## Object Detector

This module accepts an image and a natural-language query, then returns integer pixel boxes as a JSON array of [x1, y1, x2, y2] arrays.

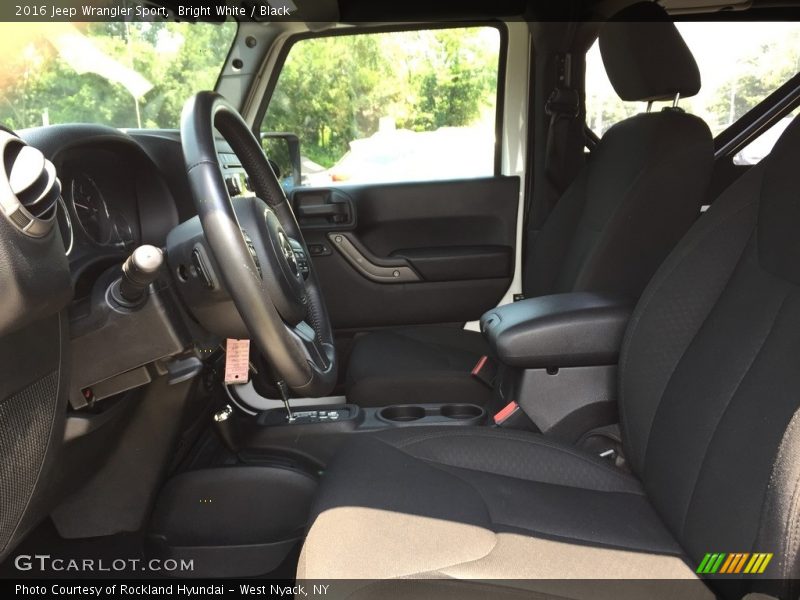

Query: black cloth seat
[[298, 50, 800, 599], [346, 4, 713, 408], [346, 327, 490, 407], [299, 428, 710, 598]]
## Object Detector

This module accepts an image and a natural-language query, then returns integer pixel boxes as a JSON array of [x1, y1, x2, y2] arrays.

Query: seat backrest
[[620, 113, 800, 598], [523, 2, 713, 302]]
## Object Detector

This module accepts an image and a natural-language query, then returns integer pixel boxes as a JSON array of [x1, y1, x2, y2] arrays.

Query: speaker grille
[[0, 371, 58, 553]]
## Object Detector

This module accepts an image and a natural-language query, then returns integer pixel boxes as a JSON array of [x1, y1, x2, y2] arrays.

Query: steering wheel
[[180, 91, 337, 397]]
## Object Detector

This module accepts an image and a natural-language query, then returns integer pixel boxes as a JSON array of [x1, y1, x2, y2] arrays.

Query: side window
[[586, 23, 800, 140], [260, 27, 501, 187], [733, 107, 800, 166]]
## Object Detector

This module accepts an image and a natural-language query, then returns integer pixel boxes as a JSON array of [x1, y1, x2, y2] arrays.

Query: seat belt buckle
[[471, 355, 498, 388], [493, 400, 520, 425]]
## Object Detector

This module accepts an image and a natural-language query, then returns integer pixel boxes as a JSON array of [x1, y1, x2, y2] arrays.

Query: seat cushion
[[345, 327, 492, 407], [299, 427, 713, 599]]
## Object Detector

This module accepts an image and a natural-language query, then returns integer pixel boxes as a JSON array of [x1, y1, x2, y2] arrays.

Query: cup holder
[[376, 403, 485, 426], [441, 404, 484, 420], [379, 405, 426, 422]]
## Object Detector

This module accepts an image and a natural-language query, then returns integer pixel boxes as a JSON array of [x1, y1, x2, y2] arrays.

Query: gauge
[[111, 212, 135, 250], [70, 174, 113, 245], [55, 197, 73, 256]]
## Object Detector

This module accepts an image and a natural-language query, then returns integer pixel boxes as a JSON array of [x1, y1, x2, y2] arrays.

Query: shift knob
[[117, 245, 163, 305]]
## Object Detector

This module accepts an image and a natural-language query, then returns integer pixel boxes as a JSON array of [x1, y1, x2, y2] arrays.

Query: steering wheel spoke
[[290, 321, 333, 373]]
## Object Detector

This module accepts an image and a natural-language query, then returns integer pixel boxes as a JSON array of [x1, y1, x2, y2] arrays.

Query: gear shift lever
[[110, 245, 164, 308]]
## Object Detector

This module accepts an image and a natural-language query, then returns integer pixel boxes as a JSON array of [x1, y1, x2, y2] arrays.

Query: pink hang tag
[[224, 338, 250, 385]]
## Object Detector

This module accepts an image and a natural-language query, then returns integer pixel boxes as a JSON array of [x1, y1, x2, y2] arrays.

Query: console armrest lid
[[480, 293, 633, 368]]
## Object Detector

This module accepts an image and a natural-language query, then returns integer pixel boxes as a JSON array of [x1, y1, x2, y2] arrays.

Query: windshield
[[0, 21, 237, 130]]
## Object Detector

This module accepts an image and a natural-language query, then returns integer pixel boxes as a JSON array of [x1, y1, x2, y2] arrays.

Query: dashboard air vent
[[0, 130, 61, 237]]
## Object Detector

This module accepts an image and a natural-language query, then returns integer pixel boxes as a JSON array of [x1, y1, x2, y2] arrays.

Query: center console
[[480, 292, 632, 442], [259, 402, 485, 428], [229, 401, 486, 467]]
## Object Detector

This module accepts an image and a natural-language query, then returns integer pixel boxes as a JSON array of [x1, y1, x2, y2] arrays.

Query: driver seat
[[297, 112, 800, 598]]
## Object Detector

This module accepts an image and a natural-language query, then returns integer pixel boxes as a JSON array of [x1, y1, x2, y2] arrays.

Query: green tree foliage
[[262, 28, 499, 167], [0, 21, 236, 130], [0, 23, 498, 169], [708, 34, 800, 132]]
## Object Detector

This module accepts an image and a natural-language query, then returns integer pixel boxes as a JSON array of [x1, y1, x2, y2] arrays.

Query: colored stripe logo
[[696, 553, 773, 574]]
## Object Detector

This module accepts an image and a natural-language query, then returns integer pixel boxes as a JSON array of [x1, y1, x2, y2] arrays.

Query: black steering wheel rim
[[180, 91, 337, 397]]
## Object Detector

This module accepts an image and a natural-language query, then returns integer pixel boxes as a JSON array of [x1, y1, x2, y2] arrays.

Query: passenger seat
[[346, 2, 713, 408]]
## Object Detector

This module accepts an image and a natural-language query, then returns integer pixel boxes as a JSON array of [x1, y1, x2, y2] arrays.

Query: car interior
[[0, 0, 798, 598]]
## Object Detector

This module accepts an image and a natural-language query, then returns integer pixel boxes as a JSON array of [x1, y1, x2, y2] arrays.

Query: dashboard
[[0, 123, 204, 550], [60, 150, 141, 256], [20, 125, 182, 299]]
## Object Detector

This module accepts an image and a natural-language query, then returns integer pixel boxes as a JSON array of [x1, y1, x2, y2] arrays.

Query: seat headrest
[[599, 2, 701, 102], [758, 115, 800, 285]]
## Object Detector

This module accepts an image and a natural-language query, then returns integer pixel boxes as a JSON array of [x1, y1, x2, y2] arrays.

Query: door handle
[[328, 233, 420, 283], [292, 189, 355, 228], [296, 203, 349, 220]]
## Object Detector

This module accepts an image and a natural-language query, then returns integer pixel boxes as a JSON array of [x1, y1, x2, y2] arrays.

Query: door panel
[[293, 176, 519, 330]]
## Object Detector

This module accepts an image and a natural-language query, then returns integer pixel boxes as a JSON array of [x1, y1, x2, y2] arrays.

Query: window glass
[[0, 21, 236, 130], [587, 23, 800, 138], [261, 27, 501, 187], [733, 106, 800, 165]]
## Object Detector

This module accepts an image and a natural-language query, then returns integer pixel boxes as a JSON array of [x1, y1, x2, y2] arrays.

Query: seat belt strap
[[543, 52, 582, 200]]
